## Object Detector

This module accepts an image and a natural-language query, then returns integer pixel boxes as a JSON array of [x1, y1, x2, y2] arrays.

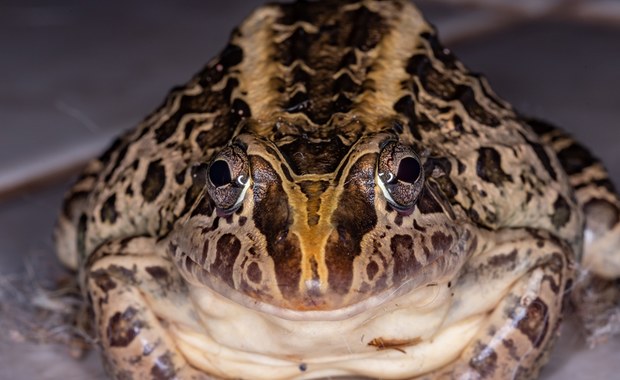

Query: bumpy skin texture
[[55, 1, 620, 379]]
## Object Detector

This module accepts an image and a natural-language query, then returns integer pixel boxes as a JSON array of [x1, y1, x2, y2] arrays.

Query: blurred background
[[0, 0, 619, 379]]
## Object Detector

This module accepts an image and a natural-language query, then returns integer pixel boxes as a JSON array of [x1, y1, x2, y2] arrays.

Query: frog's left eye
[[205, 145, 251, 212], [377, 141, 424, 211]]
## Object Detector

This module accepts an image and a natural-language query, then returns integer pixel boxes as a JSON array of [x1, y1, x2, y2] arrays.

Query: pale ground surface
[[1, 1, 619, 379]]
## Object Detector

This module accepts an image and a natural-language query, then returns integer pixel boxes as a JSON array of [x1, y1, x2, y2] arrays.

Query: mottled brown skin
[[55, 1, 620, 379]]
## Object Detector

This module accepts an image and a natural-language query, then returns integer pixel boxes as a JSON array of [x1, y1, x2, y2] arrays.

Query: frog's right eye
[[209, 160, 232, 187], [206, 146, 250, 212], [376, 141, 424, 212]]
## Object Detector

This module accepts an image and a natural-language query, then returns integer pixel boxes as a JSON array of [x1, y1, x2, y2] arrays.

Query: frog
[[54, 0, 620, 379]]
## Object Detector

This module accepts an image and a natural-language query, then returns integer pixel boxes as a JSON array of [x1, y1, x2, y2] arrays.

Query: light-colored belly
[[166, 284, 487, 379]]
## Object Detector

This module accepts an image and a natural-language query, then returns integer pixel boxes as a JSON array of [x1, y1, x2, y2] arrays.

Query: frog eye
[[209, 160, 232, 187], [206, 146, 251, 212], [377, 141, 424, 211]]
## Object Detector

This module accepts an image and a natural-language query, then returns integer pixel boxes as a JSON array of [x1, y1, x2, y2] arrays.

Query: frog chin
[[169, 276, 480, 380]]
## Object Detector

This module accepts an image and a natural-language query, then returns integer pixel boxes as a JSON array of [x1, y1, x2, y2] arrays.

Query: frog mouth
[[175, 246, 460, 322]]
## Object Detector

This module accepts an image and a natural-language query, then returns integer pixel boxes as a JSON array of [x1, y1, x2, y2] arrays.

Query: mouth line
[[176, 242, 459, 322]]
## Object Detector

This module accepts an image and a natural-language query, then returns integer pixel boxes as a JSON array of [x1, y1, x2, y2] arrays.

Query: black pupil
[[396, 156, 421, 183], [209, 160, 232, 187]]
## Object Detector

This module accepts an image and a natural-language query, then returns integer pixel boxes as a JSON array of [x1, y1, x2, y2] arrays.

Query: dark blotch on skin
[[277, 26, 319, 66], [393, 95, 422, 140], [141, 160, 166, 202], [247, 262, 262, 284], [333, 93, 353, 113], [455, 86, 500, 127], [145, 266, 169, 281], [77, 213, 88, 257], [292, 65, 312, 84], [198, 43, 243, 86], [178, 163, 209, 217], [100, 194, 118, 224], [488, 249, 518, 269], [394, 212, 403, 227], [416, 189, 444, 215], [104, 264, 137, 284], [577, 178, 618, 194], [154, 118, 178, 144], [174, 169, 185, 185], [520, 125, 560, 180], [366, 261, 379, 281], [107, 306, 143, 347], [223, 77, 239, 103], [103, 144, 128, 183], [339, 50, 357, 68], [556, 142, 597, 176], [333, 72, 360, 94], [195, 117, 237, 150], [526, 118, 556, 135], [526, 136, 557, 181], [90, 269, 117, 292], [183, 255, 193, 274], [502, 338, 520, 360], [230, 98, 252, 127], [416, 112, 438, 132], [190, 196, 215, 218], [547, 252, 564, 275], [476, 147, 512, 185], [345, 6, 386, 52], [277, 0, 319, 24], [211, 234, 242, 288], [285, 91, 309, 113], [406, 55, 457, 99], [453, 115, 465, 134], [515, 297, 549, 347], [150, 352, 177, 380], [113, 369, 135, 380], [551, 195, 571, 229], [413, 220, 426, 232], [391, 234, 419, 285], [542, 274, 561, 293], [469, 343, 498, 377], [183, 120, 196, 140], [219, 44, 244, 69], [421, 32, 456, 68], [431, 231, 453, 253]]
